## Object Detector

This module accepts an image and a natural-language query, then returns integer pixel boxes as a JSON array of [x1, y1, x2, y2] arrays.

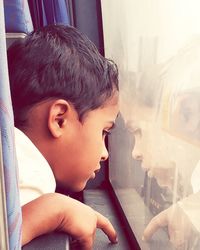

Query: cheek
[[84, 138, 104, 164], [82, 129, 104, 155], [61, 131, 104, 173]]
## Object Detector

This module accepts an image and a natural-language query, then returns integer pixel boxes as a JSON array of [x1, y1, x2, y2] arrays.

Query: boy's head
[[8, 25, 119, 191], [8, 24, 119, 128], [128, 42, 200, 192]]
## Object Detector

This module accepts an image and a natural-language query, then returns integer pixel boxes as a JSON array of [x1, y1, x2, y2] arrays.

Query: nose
[[132, 141, 143, 160], [132, 136, 143, 161], [101, 142, 109, 161], [132, 148, 143, 161]]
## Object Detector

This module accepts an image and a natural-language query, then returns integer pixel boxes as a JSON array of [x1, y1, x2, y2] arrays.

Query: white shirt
[[15, 128, 56, 206], [191, 160, 200, 193], [177, 161, 200, 233], [178, 192, 200, 233]]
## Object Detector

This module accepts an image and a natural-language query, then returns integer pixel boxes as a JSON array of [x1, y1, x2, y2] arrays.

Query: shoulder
[[14, 127, 56, 205]]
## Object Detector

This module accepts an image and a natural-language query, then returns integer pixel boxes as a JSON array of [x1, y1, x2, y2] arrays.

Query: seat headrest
[[4, 0, 33, 33]]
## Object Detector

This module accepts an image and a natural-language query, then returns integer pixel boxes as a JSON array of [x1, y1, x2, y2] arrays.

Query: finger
[[95, 211, 118, 243], [77, 238, 93, 250], [70, 239, 80, 250], [70, 235, 94, 250], [143, 210, 168, 241]]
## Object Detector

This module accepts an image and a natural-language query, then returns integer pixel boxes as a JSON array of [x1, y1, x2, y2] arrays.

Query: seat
[[0, 2, 22, 249], [4, 0, 33, 48]]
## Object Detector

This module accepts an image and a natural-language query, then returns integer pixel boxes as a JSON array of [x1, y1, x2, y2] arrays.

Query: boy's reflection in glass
[[126, 42, 200, 249], [128, 80, 183, 217], [130, 95, 200, 249], [170, 91, 200, 144]]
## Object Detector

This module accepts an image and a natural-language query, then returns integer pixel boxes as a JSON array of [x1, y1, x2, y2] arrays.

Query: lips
[[94, 169, 100, 174], [90, 169, 100, 179]]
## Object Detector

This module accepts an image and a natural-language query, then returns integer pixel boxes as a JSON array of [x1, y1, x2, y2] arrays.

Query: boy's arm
[[143, 193, 200, 248], [22, 193, 117, 249]]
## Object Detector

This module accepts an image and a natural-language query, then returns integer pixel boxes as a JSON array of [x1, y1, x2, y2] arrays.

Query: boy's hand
[[142, 204, 192, 249], [65, 210, 117, 249], [22, 193, 117, 249], [57, 195, 117, 249]]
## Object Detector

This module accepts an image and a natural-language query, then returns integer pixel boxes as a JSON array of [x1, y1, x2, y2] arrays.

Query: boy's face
[[130, 98, 200, 191], [52, 93, 119, 192]]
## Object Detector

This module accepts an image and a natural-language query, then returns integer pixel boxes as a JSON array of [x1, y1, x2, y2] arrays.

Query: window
[[101, 1, 200, 249]]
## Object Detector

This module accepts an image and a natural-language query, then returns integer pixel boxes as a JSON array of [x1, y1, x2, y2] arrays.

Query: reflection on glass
[[102, 0, 200, 249], [169, 90, 200, 145]]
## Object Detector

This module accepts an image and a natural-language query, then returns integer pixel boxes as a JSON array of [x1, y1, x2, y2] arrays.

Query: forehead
[[101, 91, 119, 113], [126, 103, 157, 126], [84, 92, 119, 123]]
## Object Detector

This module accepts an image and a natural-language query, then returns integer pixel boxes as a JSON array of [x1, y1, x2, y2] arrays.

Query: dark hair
[[7, 24, 118, 128]]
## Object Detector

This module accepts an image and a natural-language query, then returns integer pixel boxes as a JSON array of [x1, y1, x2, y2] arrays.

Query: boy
[[7, 24, 119, 249]]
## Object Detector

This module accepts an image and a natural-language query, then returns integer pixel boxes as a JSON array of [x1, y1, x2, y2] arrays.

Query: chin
[[63, 181, 87, 193], [57, 178, 87, 193], [73, 182, 87, 192]]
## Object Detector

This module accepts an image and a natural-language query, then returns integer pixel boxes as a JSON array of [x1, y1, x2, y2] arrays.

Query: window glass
[[101, 1, 200, 249]]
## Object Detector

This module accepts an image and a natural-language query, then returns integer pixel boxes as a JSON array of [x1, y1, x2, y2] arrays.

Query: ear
[[48, 99, 70, 138]]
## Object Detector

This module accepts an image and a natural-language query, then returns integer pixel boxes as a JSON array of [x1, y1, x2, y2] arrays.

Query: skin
[[131, 120, 178, 189], [24, 92, 119, 191], [21, 92, 119, 248], [142, 203, 194, 249], [129, 103, 200, 248], [22, 193, 118, 249]]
